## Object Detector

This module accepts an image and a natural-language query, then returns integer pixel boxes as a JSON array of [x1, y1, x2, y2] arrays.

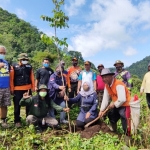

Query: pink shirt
[[96, 75, 105, 91]]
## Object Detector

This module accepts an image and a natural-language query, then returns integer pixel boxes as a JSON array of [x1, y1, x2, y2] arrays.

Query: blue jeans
[[49, 101, 66, 122]]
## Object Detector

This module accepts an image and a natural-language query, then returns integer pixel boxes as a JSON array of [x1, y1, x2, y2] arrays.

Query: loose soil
[[77, 121, 116, 139]]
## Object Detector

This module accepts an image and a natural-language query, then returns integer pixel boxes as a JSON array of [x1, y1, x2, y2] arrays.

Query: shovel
[[84, 107, 109, 128]]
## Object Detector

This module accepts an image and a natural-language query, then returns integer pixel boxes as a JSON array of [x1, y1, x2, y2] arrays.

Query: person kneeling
[[65, 82, 98, 129], [19, 84, 69, 132]]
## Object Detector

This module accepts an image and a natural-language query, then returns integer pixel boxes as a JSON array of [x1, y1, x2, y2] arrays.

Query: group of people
[[0, 44, 150, 142]]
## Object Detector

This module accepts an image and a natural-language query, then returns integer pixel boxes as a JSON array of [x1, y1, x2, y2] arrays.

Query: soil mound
[[80, 121, 114, 139]]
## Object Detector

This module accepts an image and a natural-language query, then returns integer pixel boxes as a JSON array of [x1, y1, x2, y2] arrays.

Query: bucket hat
[[101, 68, 115, 76]]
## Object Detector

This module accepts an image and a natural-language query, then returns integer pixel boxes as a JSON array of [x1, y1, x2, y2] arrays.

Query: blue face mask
[[43, 63, 49, 68], [0, 54, 5, 60]]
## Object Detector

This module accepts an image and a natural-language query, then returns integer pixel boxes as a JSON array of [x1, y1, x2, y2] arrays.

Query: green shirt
[[19, 95, 63, 118]]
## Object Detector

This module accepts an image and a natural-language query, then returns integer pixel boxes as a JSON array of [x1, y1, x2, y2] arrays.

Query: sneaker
[[15, 122, 22, 128], [1, 120, 9, 128], [60, 120, 69, 124]]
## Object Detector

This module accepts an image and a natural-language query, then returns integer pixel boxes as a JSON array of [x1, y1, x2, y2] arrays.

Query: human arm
[[35, 70, 40, 91], [86, 93, 98, 118], [30, 70, 35, 92], [0, 62, 5, 68], [64, 94, 81, 103], [93, 72, 97, 91], [67, 69, 71, 88], [100, 87, 111, 111], [10, 66, 14, 94], [19, 92, 32, 106], [140, 75, 146, 95], [50, 100, 69, 112], [49, 74, 65, 90], [77, 72, 82, 93], [93, 80, 96, 91], [114, 85, 126, 108]]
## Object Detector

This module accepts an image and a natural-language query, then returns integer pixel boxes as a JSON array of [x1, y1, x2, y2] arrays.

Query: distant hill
[[127, 56, 150, 79], [0, 8, 98, 70], [0, 7, 56, 62]]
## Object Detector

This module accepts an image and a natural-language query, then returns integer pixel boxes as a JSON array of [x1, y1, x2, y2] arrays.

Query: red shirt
[[96, 75, 105, 91]]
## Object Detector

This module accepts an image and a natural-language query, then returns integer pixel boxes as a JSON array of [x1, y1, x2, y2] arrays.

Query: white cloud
[[15, 8, 27, 19], [123, 47, 137, 56], [0, 0, 10, 8], [65, 0, 86, 16], [69, 0, 150, 57]]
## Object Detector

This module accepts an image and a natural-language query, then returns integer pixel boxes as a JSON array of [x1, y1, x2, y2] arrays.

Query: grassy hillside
[[127, 56, 150, 79]]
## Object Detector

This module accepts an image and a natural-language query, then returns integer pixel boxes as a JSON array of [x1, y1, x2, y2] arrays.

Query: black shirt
[[36, 67, 54, 86]]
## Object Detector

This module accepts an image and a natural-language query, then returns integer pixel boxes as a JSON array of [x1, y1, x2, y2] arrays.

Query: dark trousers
[[76, 118, 94, 128], [13, 90, 32, 123], [69, 82, 78, 98], [108, 106, 131, 136], [146, 93, 150, 109]]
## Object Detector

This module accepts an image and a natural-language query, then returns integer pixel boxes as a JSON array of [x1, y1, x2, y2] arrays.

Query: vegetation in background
[[0, 3, 150, 149]]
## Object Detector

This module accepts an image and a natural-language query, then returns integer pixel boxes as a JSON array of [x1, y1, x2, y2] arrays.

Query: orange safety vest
[[105, 79, 130, 106]]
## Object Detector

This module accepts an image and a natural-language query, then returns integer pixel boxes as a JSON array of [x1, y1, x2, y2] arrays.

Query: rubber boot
[[124, 135, 131, 147]]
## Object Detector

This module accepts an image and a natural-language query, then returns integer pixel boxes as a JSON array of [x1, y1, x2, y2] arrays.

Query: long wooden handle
[[84, 108, 109, 128]]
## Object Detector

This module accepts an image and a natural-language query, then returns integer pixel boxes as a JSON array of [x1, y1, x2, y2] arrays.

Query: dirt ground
[[77, 121, 116, 139]]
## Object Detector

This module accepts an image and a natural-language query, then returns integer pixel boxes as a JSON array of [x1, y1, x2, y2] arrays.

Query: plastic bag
[[129, 97, 140, 134]]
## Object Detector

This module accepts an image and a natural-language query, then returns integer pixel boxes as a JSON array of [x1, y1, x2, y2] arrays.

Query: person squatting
[[0, 44, 147, 145]]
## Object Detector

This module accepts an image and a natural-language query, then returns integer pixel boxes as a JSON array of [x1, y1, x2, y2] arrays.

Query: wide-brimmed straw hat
[[101, 68, 115, 76]]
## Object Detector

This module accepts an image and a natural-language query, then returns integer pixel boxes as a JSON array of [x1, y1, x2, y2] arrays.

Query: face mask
[[39, 91, 47, 97], [0, 54, 5, 60], [43, 63, 49, 68], [98, 69, 102, 73], [21, 60, 28, 65], [116, 66, 122, 72], [73, 62, 77, 66], [83, 85, 89, 91], [56, 70, 61, 75]]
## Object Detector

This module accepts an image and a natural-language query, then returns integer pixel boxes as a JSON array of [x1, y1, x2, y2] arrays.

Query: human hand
[[85, 112, 91, 119], [64, 95, 69, 101], [140, 92, 143, 96], [63, 108, 70, 112], [108, 102, 115, 109], [0, 62, 4, 68], [98, 111, 105, 118], [23, 90, 31, 99], [59, 86, 65, 90], [68, 88, 71, 92], [10, 91, 14, 95], [35, 87, 38, 92]]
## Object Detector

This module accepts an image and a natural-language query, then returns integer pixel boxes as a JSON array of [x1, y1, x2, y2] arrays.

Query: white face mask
[[21, 60, 28, 65]]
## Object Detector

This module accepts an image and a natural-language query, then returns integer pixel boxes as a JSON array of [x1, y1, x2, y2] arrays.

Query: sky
[[0, 0, 150, 68]]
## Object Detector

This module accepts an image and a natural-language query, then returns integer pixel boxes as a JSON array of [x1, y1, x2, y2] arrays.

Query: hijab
[[79, 81, 94, 97]]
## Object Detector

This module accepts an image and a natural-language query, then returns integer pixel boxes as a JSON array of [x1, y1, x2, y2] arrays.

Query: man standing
[[67, 58, 81, 98], [0, 45, 11, 128], [140, 63, 150, 109], [10, 53, 35, 127], [96, 64, 105, 108], [99, 68, 131, 144], [35, 58, 53, 91], [114, 60, 132, 91], [78, 61, 96, 93], [48, 65, 68, 124]]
